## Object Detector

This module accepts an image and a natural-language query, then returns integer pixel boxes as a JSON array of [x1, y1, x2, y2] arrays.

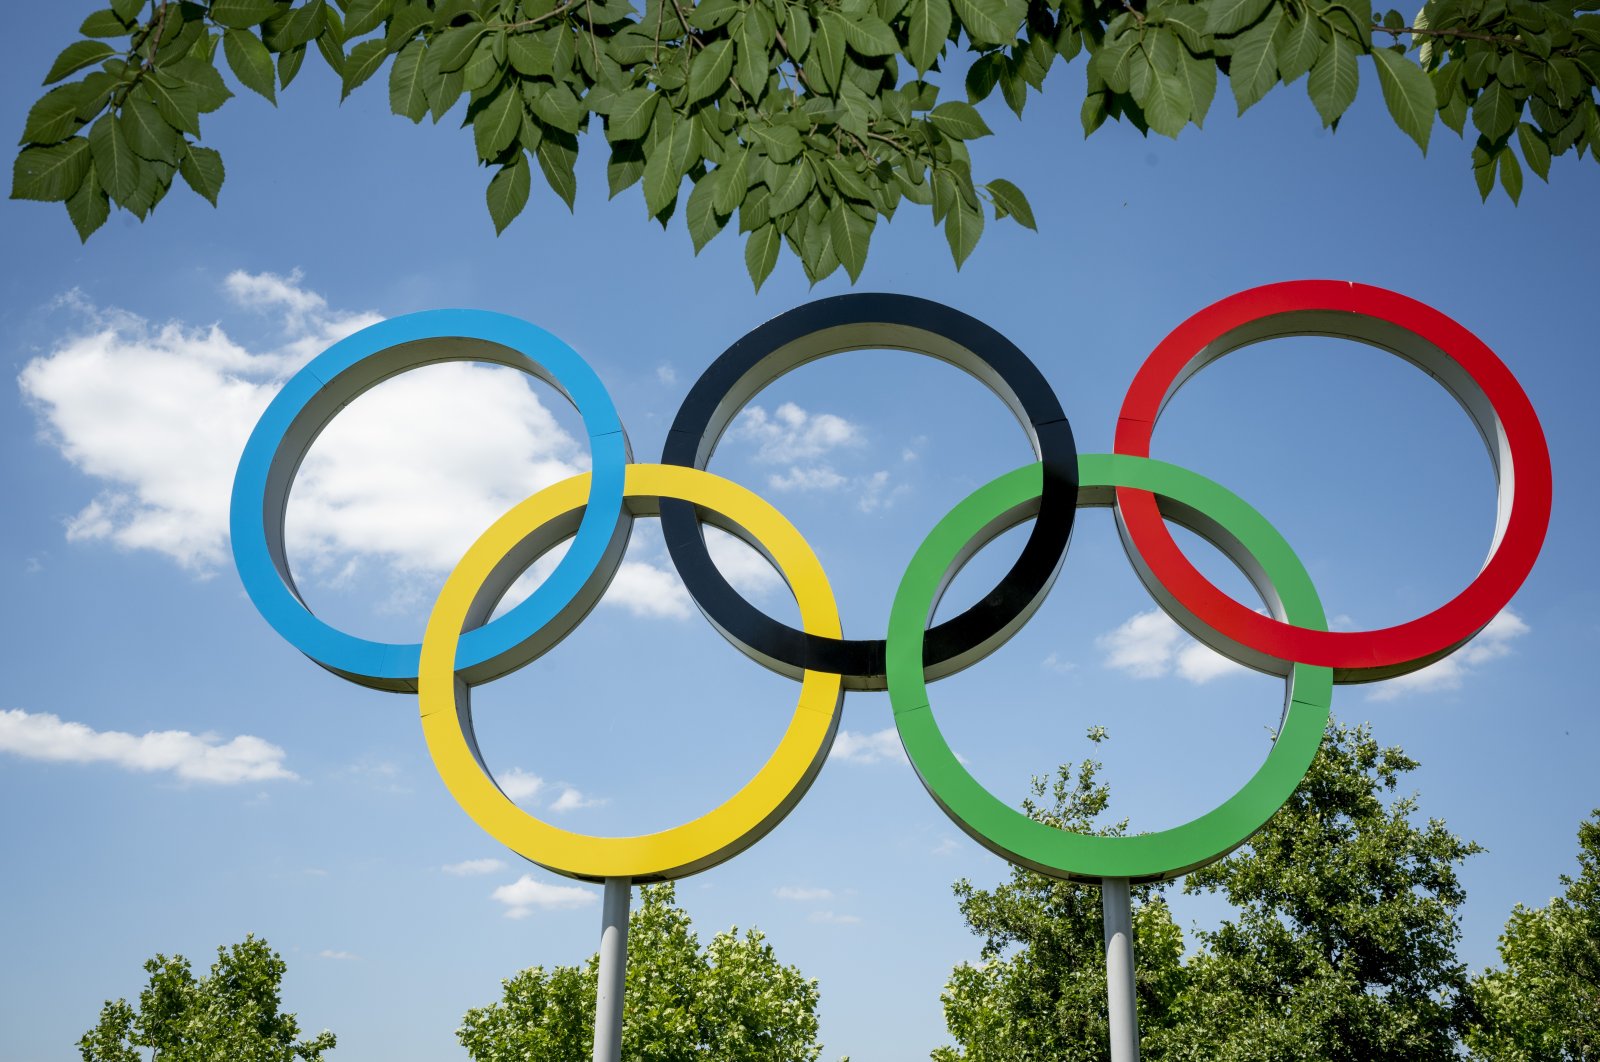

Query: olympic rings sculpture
[[231, 282, 1551, 885]]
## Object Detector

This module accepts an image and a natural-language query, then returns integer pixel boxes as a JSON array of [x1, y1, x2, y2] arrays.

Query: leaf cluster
[[457, 882, 831, 1062], [78, 934, 337, 1062], [14, 0, 1600, 283]]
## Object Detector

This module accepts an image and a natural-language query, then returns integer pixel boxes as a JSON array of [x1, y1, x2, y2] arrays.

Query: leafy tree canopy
[[13, 0, 1600, 287], [78, 934, 337, 1062], [457, 882, 839, 1062], [936, 722, 1485, 1061], [1466, 808, 1600, 1062]]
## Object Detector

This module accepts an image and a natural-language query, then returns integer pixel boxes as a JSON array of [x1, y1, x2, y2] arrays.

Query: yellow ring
[[419, 464, 844, 882]]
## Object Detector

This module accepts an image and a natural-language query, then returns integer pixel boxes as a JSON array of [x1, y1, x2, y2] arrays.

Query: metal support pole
[[1102, 876, 1140, 1062], [592, 877, 631, 1062]]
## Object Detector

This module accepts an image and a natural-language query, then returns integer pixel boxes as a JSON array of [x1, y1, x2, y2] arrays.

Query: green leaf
[[689, 39, 735, 103], [527, 82, 583, 135], [928, 100, 994, 139], [121, 91, 180, 163], [767, 158, 815, 214], [606, 89, 658, 141], [388, 38, 428, 121], [535, 129, 578, 209], [87, 113, 139, 205], [642, 114, 693, 215], [1140, 60, 1192, 137], [472, 86, 521, 160], [342, 38, 390, 98], [142, 77, 201, 136], [1307, 31, 1358, 126], [1472, 81, 1518, 143], [344, 0, 394, 37], [224, 28, 277, 102], [735, 10, 773, 97], [1517, 122, 1551, 181], [80, 10, 134, 38], [263, 0, 326, 51], [1205, 0, 1272, 36], [830, 203, 874, 280], [905, 0, 953, 72], [841, 14, 898, 56], [607, 140, 645, 197], [750, 123, 802, 163], [1229, 12, 1280, 115], [211, 0, 285, 29], [65, 163, 109, 240], [164, 57, 233, 113], [1177, 53, 1217, 127], [686, 173, 728, 252], [814, 14, 848, 93], [21, 85, 89, 146], [1275, 13, 1322, 84], [1498, 144, 1523, 202], [111, 0, 144, 21], [943, 198, 983, 267], [985, 177, 1035, 228], [825, 156, 872, 201], [430, 24, 487, 74], [714, 148, 749, 214], [1370, 47, 1433, 153], [10, 138, 92, 202], [486, 151, 530, 232], [505, 33, 552, 77], [43, 41, 116, 86], [177, 141, 224, 204], [952, 0, 1024, 46], [744, 223, 781, 290]]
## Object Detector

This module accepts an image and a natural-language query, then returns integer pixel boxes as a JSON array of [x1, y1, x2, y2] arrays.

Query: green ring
[[886, 454, 1333, 882]]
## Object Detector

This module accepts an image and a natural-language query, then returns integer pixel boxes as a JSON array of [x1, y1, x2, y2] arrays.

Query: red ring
[[1113, 280, 1551, 682]]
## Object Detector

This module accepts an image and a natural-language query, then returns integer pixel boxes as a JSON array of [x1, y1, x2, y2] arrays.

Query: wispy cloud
[[931, 837, 962, 857], [774, 885, 834, 902], [443, 858, 507, 877], [0, 708, 295, 784], [1041, 652, 1076, 674], [808, 910, 862, 925], [497, 768, 545, 803], [729, 402, 860, 463], [318, 950, 358, 961], [549, 786, 603, 813], [1096, 610, 1245, 685], [829, 728, 907, 765], [1368, 609, 1529, 701], [491, 876, 596, 918]]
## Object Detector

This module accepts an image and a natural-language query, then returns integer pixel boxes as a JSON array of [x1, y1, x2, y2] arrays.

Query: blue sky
[[4, 5, 1598, 1060]]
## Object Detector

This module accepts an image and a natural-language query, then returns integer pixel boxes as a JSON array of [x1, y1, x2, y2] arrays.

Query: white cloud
[[1095, 610, 1246, 685], [1041, 652, 1076, 674], [768, 465, 848, 492], [548, 786, 603, 813], [729, 402, 860, 464], [931, 837, 962, 857], [655, 364, 677, 385], [1367, 608, 1530, 701], [443, 858, 507, 876], [491, 876, 596, 918], [603, 560, 693, 620], [808, 910, 862, 925], [774, 885, 834, 902], [318, 950, 359, 961], [496, 768, 545, 803], [0, 708, 295, 784], [830, 728, 907, 765]]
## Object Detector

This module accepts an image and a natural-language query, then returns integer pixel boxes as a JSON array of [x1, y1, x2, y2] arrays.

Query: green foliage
[[1152, 721, 1484, 1061], [1466, 809, 1600, 1061], [78, 935, 337, 1062], [457, 882, 832, 1062], [17, 0, 1596, 282], [937, 722, 1486, 1061], [931, 728, 1185, 1061]]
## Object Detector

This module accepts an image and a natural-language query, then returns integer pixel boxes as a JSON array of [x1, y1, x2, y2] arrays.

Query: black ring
[[660, 293, 1078, 691]]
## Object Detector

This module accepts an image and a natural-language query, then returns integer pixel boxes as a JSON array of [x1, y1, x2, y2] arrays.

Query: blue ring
[[230, 309, 630, 692]]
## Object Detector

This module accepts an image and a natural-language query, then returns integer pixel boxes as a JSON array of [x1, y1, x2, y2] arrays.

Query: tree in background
[[78, 935, 336, 1062], [458, 882, 835, 1062], [13, 0, 1600, 286], [937, 722, 1484, 1061], [1150, 722, 1483, 1062], [932, 728, 1185, 1062], [1466, 809, 1599, 1062]]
